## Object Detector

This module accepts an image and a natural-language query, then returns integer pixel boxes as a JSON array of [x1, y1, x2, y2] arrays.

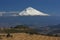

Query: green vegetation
[[0, 25, 39, 35], [14, 25, 29, 29]]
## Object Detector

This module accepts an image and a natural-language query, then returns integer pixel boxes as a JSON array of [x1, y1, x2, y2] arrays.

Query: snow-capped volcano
[[19, 7, 50, 16]]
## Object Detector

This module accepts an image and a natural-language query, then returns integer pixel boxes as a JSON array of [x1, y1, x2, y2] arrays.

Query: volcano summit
[[19, 7, 50, 16]]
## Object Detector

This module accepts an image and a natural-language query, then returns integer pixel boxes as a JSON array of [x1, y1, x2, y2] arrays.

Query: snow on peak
[[19, 7, 50, 16]]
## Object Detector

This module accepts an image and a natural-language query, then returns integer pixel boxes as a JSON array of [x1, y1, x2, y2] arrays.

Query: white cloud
[[0, 11, 19, 16], [0, 11, 19, 13]]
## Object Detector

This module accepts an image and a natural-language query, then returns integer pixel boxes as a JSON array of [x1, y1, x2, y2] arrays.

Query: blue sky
[[0, 0, 60, 16]]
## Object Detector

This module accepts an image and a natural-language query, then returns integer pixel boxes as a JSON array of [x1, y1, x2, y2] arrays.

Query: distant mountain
[[19, 7, 50, 16]]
